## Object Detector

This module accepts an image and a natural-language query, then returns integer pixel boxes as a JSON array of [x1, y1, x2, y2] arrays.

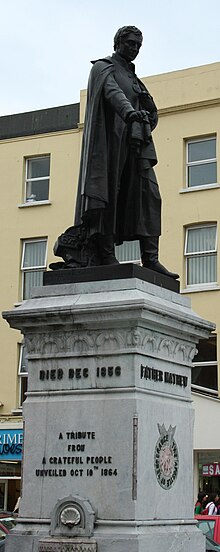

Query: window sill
[[179, 183, 220, 193], [181, 284, 220, 294], [18, 200, 51, 208], [11, 408, 23, 416], [192, 385, 218, 397]]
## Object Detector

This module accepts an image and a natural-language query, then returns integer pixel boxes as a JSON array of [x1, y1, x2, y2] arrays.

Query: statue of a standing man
[[54, 26, 179, 279]]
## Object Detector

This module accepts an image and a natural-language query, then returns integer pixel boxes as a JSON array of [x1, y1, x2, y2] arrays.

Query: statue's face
[[117, 32, 142, 61]]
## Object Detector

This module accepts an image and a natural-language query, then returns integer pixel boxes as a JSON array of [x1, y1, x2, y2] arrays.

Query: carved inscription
[[35, 431, 118, 480], [37, 363, 188, 391], [39, 366, 121, 382], [140, 365, 188, 388], [39, 542, 96, 552]]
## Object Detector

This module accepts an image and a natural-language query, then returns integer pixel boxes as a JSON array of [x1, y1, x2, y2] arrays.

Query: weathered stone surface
[[3, 277, 213, 551]]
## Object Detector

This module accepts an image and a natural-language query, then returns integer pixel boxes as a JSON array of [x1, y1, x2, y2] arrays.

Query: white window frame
[[115, 240, 141, 264], [21, 238, 47, 300], [192, 361, 218, 396], [184, 224, 217, 288], [18, 344, 28, 376], [18, 344, 28, 406], [25, 155, 50, 203], [186, 136, 217, 190], [192, 335, 218, 395]]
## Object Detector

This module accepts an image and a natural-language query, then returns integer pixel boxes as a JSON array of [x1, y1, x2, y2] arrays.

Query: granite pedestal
[[3, 266, 214, 552]]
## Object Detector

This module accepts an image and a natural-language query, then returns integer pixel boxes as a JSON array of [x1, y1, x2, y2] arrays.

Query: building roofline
[[0, 103, 79, 140], [141, 61, 220, 82]]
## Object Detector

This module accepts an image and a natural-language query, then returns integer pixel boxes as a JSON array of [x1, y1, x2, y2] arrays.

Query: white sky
[[0, 0, 220, 116]]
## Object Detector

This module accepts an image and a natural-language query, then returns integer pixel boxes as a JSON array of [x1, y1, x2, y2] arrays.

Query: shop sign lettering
[[202, 463, 220, 476], [0, 429, 23, 460]]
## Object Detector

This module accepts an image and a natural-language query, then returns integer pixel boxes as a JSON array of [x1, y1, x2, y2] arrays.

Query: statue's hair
[[113, 26, 143, 50]]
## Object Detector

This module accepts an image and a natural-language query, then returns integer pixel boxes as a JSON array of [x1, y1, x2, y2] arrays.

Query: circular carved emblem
[[60, 506, 81, 527], [154, 424, 179, 490]]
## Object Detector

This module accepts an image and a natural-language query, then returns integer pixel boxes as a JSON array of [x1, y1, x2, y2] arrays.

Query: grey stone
[[50, 496, 95, 537], [3, 277, 213, 552]]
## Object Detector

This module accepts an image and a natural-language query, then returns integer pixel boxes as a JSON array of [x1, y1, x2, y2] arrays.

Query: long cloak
[[74, 54, 161, 243]]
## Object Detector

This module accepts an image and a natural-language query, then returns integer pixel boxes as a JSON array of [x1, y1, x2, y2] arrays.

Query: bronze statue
[[53, 26, 179, 279]]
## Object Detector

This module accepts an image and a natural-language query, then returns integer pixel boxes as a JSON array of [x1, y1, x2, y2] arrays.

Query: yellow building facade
[[0, 62, 220, 509]]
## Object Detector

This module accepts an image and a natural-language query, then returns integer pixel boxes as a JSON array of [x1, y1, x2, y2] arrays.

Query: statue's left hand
[[127, 110, 149, 124]]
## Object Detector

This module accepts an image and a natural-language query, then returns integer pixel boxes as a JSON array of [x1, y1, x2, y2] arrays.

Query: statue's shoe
[[143, 261, 179, 280]]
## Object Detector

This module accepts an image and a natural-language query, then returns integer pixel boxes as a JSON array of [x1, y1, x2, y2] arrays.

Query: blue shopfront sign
[[0, 429, 23, 461]]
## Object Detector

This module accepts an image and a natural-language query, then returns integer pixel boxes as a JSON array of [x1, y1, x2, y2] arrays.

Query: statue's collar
[[111, 52, 135, 73]]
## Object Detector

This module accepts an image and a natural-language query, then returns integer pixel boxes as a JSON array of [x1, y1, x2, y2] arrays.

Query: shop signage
[[0, 429, 23, 461], [202, 463, 220, 476]]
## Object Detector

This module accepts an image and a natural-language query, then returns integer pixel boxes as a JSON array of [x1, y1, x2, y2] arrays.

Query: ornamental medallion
[[154, 424, 179, 490]]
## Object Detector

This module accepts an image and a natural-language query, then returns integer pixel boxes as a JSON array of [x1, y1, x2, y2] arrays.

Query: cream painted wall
[[154, 105, 220, 289], [141, 62, 220, 110], [193, 392, 220, 450], [0, 128, 82, 415]]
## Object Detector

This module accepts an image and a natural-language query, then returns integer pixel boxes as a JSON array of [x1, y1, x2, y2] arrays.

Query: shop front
[[199, 458, 220, 495], [0, 427, 23, 512], [193, 392, 220, 500]]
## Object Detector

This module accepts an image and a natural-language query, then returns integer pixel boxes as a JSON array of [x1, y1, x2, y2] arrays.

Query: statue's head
[[113, 26, 143, 62], [113, 26, 143, 50]]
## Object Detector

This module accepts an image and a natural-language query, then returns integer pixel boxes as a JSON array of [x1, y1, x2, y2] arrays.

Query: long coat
[[74, 53, 161, 244]]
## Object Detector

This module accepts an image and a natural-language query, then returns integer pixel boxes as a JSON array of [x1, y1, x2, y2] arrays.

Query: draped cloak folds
[[74, 53, 161, 245]]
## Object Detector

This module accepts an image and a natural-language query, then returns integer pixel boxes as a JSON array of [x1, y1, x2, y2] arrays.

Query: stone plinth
[[3, 270, 214, 551]]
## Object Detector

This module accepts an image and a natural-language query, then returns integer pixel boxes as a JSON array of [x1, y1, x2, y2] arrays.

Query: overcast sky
[[0, 0, 220, 116]]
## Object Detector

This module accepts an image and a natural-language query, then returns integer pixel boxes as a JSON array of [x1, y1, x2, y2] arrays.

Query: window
[[185, 225, 217, 286], [192, 335, 217, 395], [18, 345, 28, 406], [186, 137, 217, 188], [25, 156, 50, 202], [115, 240, 141, 263], [21, 239, 47, 299]]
